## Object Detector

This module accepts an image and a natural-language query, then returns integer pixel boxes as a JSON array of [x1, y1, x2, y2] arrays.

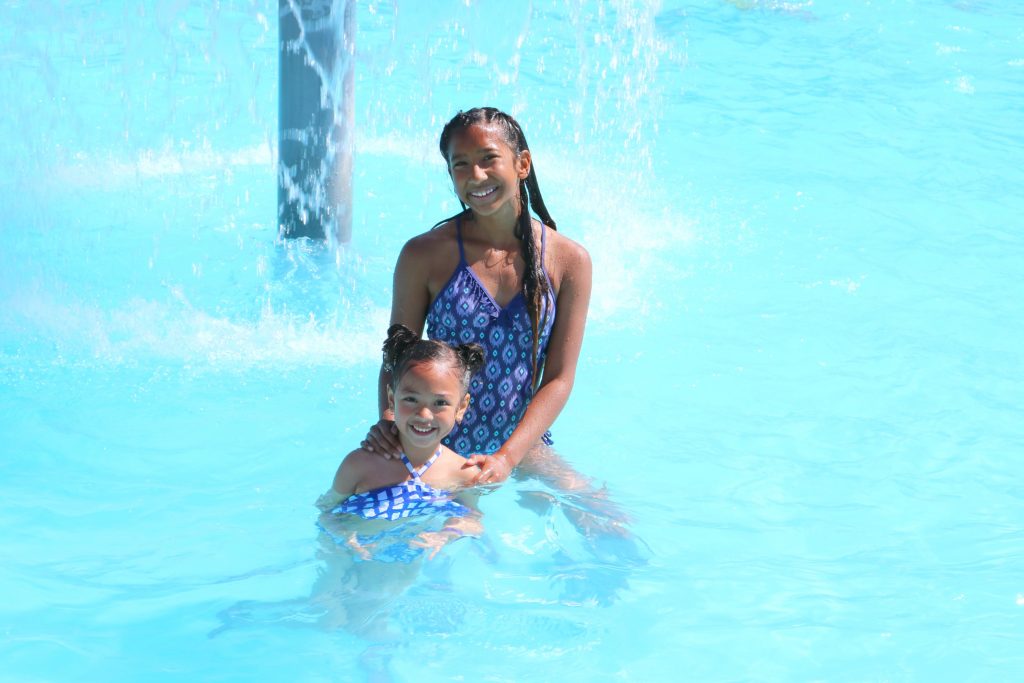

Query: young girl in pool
[[318, 323, 486, 558], [362, 107, 592, 486]]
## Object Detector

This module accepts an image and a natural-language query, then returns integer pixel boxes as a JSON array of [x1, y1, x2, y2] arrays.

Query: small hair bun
[[457, 343, 486, 376], [382, 324, 419, 371]]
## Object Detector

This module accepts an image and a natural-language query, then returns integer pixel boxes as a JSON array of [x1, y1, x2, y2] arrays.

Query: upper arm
[[331, 450, 370, 498], [390, 238, 433, 335], [541, 240, 592, 386], [379, 234, 439, 414]]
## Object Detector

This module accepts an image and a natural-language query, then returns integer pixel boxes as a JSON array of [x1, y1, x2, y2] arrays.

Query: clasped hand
[[462, 452, 512, 484]]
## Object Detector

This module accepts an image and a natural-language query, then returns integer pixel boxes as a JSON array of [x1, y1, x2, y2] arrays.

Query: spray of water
[[1, 1, 692, 369]]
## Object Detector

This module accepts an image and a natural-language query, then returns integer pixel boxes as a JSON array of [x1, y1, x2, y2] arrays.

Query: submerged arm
[[410, 491, 484, 560]]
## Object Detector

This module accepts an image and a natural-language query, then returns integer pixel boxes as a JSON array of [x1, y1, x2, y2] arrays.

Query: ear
[[455, 392, 471, 422], [516, 149, 532, 180], [387, 386, 395, 413]]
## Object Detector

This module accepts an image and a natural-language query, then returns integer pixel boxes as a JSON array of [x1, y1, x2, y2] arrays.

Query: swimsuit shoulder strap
[[399, 453, 418, 477], [399, 448, 442, 480]]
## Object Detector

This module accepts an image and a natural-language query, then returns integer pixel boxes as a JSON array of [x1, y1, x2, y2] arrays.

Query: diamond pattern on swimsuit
[[425, 221, 556, 455]]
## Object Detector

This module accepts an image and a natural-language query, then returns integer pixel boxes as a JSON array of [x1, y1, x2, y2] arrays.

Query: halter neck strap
[[400, 448, 442, 479]]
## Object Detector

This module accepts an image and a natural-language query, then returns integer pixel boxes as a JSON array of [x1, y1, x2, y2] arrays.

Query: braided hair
[[437, 107, 557, 392], [382, 324, 485, 394]]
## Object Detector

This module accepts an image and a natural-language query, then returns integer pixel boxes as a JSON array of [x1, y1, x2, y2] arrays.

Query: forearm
[[412, 510, 483, 558], [441, 512, 483, 538], [377, 364, 394, 419], [499, 375, 573, 467]]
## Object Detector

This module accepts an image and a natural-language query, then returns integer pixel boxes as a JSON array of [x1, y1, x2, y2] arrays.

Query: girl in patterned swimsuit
[[362, 107, 593, 487], [318, 324, 486, 559]]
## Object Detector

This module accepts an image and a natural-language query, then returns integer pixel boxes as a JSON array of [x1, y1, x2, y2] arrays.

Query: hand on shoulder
[[430, 447, 482, 489], [361, 417, 402, 458]]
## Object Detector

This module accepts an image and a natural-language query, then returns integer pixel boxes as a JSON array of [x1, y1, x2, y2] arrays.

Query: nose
[[471, 163, 487, 181], [417, 404, 433, 418]]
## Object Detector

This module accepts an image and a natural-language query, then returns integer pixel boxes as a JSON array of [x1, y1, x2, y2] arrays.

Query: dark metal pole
[[278, 0, 354, 244]]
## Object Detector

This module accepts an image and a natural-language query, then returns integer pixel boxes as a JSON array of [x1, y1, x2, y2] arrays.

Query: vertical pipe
[[278, 0, 354, 244]]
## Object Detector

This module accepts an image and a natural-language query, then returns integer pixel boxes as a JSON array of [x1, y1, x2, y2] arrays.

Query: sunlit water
[[2, 1, 1023, 681]]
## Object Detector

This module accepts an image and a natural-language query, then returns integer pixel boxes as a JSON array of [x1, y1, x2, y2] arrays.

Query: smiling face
[[445, 122, 531, 220], [388, 360, 470, 457]]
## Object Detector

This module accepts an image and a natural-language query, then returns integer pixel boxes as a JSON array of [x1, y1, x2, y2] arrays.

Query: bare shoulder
[[397, 221, 461, 295], [545, 228, 592, 288], [341, 447, 378, 469], [333, 448, 377, 494], [550, 230, 590, 262], [400, 220, 458, 258]]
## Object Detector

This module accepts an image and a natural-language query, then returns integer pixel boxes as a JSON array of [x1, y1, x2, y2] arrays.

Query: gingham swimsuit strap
[[399, 448, 442, 480]]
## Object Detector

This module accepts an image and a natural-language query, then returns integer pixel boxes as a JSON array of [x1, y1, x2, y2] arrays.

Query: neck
[[467, 209, 524, 249], [399, 439, 442, 466]]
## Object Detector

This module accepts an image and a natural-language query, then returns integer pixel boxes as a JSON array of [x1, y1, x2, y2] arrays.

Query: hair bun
[[457, 343, 486, 376], [382, 324, 419, 371]]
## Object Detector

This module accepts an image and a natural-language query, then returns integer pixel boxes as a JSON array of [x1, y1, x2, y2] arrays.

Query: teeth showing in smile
[[410, 424, 434, 435], [469, 186, 497, 198]]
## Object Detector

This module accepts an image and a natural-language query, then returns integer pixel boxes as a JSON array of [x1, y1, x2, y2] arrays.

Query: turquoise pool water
[[2, 1, 1023, 681]]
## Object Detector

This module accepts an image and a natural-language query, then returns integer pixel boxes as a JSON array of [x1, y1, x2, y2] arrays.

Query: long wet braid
[[439, 107, 557, 392]]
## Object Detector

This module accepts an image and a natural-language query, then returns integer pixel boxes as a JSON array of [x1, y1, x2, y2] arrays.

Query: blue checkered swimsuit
[[330, 450, 469, 521], [426, 216, 556, 456]]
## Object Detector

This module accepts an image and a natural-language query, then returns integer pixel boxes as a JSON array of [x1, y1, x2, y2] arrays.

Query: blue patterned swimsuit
[[329, 450, 469, 521], [426, 216, 556, 456]]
